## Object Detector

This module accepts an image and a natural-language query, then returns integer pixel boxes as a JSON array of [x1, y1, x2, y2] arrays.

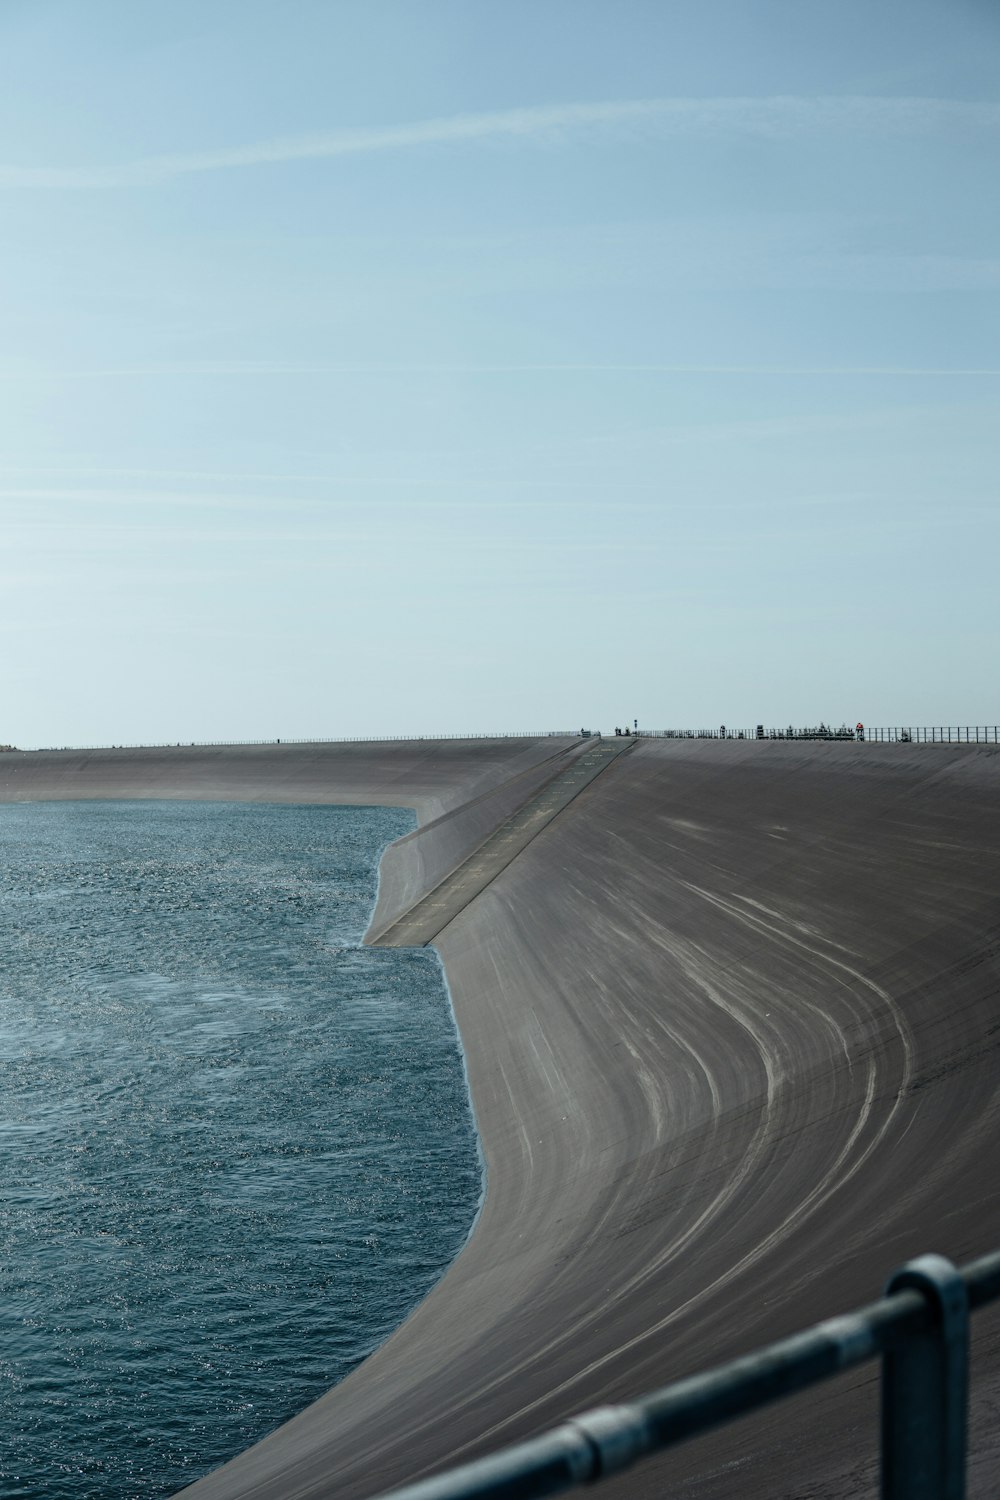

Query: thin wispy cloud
[[2, 96, 998, 189], [1, 361, 998, 378]]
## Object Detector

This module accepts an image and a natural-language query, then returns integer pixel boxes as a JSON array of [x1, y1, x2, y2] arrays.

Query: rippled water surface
[[0, 801, 481, 1500]]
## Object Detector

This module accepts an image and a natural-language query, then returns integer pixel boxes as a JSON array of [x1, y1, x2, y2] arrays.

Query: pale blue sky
[[2, 0, 997, 744]]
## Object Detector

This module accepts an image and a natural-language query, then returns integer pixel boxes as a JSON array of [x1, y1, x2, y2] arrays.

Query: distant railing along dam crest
[[9, 723, 1000, 752]]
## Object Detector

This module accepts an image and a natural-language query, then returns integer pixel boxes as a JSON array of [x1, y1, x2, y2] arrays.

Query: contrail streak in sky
[[1, 362, 998, 378], [1, 96, 998, 188]]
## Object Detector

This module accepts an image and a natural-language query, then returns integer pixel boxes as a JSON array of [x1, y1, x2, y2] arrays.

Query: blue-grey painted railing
[[377, 1248, 1000, 1500]]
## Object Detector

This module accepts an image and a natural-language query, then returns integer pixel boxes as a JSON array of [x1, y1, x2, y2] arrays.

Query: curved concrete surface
[[3, 739, 999, 1497]]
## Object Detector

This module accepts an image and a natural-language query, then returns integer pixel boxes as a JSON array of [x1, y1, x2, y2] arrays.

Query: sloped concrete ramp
[[364, 735, 591, 939], [369, 736, 634, 946]]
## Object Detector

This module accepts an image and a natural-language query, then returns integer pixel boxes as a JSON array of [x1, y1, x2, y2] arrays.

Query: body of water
[[0, 801, 482, 1499]]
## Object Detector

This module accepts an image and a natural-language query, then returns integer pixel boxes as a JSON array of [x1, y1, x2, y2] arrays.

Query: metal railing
[[378, 1248, 1000, 1500], [637, 725, 1000, 744], [860, 726, 1000, 744]]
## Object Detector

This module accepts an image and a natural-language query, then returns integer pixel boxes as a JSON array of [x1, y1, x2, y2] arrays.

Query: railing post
[[881, 1254, 969, 1500]]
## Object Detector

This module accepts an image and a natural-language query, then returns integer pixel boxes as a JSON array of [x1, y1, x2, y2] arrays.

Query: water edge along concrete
[[2, 736, 999, 1498]]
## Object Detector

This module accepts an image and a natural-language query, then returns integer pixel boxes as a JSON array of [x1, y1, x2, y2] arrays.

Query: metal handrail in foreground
[[378, 1249, 1000, 1500]]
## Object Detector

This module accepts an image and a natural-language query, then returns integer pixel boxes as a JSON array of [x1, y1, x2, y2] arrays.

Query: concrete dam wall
[[3, 737, 999, 1498]]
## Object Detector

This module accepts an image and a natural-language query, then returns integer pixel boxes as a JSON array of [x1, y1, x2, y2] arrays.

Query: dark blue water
[[0, 802, 482, 1499]]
